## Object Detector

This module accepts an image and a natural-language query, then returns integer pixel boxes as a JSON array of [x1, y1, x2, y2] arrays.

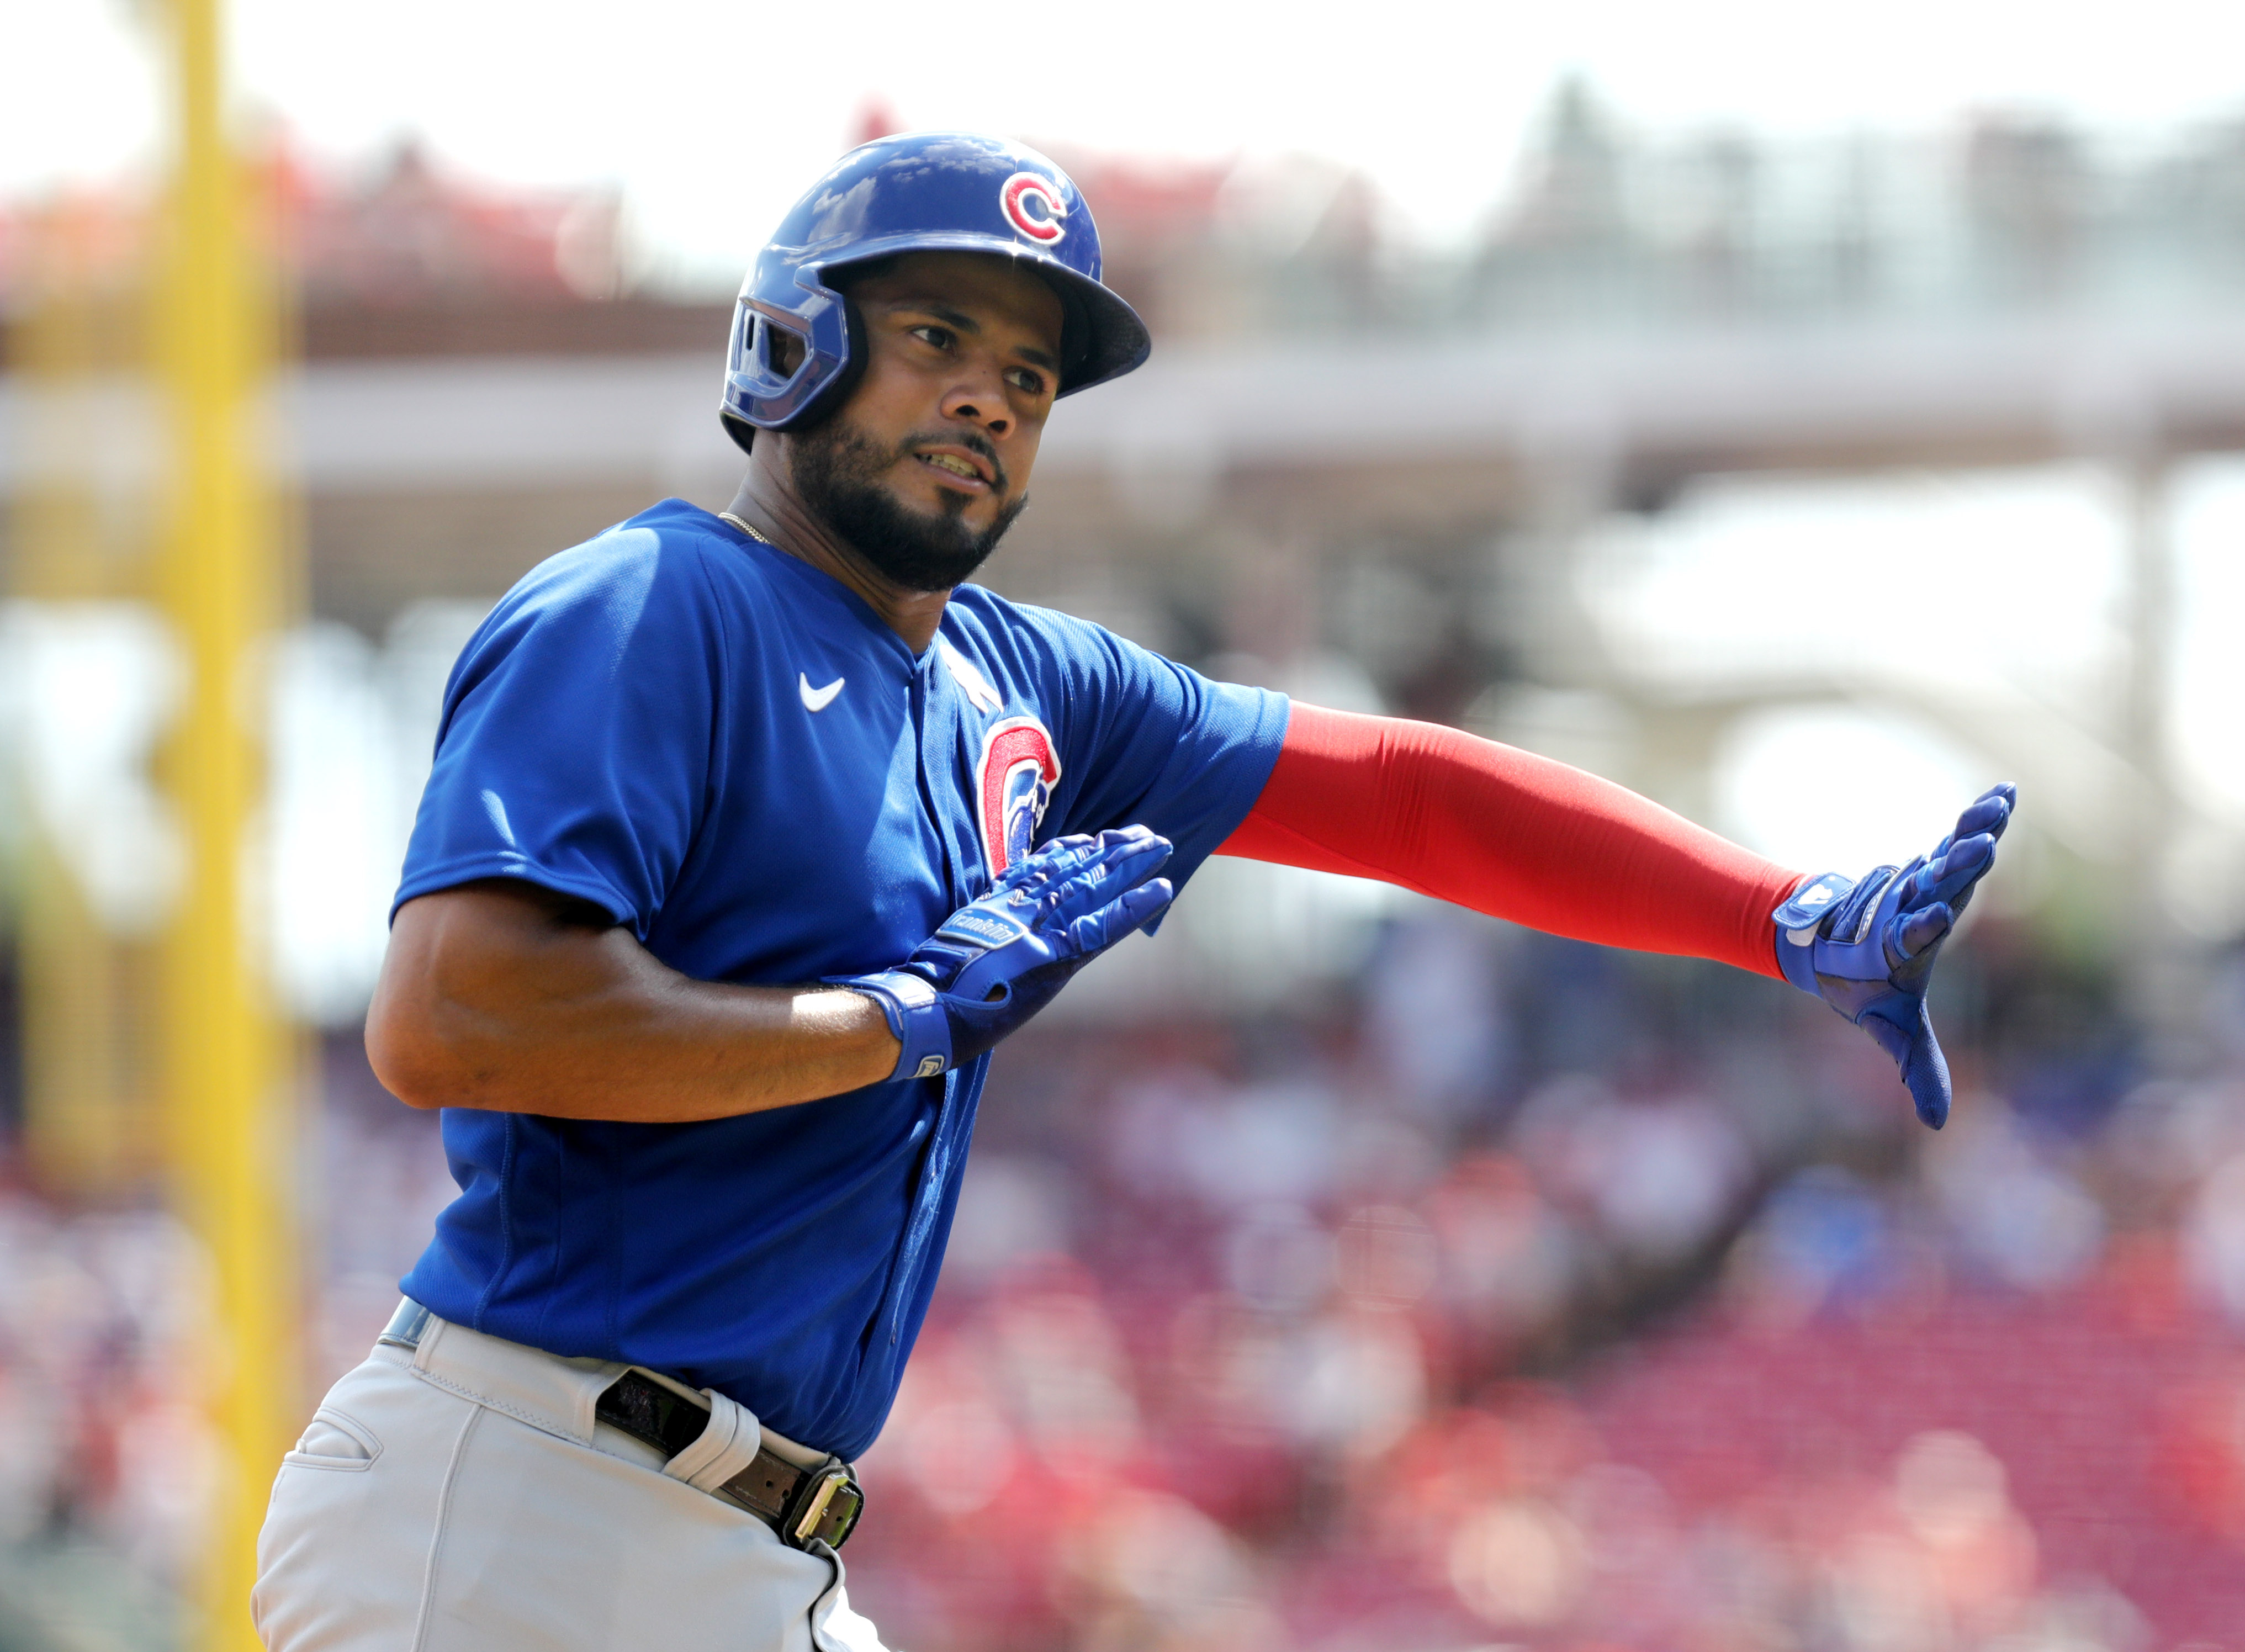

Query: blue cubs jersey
[[393, 498, 1288, 1459]]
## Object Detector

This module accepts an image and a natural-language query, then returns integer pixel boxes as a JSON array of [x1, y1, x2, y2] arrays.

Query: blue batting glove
[[840, 827, 1175, 1081], [1773, 783, 2016, 1130]]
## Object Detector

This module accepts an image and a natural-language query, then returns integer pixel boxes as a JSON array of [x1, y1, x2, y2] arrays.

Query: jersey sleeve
[[391, 528, 726, 935], [1028, 611, 1290, 891]]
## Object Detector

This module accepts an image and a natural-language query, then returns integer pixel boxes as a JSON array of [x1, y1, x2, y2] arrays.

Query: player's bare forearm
[[366, 880, 901, 1121]]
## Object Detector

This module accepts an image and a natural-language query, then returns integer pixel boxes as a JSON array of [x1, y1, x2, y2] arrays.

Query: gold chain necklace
[[718, 511, 775, 547]]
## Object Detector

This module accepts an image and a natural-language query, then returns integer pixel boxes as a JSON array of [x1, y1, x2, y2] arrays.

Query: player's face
[[787, 253, 1065, 591]]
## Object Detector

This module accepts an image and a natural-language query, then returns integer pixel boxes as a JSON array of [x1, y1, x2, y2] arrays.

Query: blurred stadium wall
[[7, 84, 2245, 1649]]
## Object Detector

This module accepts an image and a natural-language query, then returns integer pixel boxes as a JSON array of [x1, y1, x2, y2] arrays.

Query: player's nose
[[938, 361, 1014, 440]]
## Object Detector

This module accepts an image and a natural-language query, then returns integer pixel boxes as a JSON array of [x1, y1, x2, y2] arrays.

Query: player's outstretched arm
[[1220, 703, 2014, 1127], [368, 881, 904, 1122]]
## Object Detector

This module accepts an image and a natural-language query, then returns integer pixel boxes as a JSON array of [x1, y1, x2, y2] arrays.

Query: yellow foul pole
[[155, 0, 296, 1645]]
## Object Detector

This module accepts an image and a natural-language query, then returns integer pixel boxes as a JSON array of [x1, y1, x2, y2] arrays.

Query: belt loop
[[661, 1388, 763, 1495], [377, 1298, 432, 1352], [410, 1314, 448, 1374]]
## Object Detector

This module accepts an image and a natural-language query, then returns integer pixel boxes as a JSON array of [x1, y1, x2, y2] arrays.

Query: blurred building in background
[[5, 87, 2245, 1649]]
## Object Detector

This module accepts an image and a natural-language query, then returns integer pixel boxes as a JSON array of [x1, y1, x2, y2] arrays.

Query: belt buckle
[[781, 1459, 864, 1550]]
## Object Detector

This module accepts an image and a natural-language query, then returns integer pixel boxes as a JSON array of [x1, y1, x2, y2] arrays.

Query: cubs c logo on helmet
[[976, 716, 1062, 876], [999, 172, 1067, 245]]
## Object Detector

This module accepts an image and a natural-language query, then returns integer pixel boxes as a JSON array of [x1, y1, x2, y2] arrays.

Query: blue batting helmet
[[720, 132, 1151, 453]]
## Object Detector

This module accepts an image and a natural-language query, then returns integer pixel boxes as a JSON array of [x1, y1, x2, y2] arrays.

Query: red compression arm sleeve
[[1219, 702, 1804, 979]]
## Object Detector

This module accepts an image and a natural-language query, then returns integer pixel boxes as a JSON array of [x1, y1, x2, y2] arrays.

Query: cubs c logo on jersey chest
[[999, 173, 1067, 245], [976, 715, 1061, 877]]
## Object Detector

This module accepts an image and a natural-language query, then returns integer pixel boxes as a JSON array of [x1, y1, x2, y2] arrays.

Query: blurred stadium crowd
[[830, 912, 2245, 1651], [7, 901, 2245, 1649]]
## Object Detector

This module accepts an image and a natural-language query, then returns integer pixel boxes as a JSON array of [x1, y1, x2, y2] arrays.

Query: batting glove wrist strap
[[1772, 870, 1864, 997], [1769, 783, 2016, 1131], [840, 973, 952, 1082], [838, 826, 1176, 1082]]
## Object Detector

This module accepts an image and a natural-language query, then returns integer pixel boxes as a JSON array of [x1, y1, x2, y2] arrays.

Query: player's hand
[[1772, 783, 2016, 1130], [838, 827, 1174, 1081]]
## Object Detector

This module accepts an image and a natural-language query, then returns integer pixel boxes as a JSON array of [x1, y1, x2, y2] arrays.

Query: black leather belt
[[378, 1299, 863, 1550], [595, 1369, 863, 1550]]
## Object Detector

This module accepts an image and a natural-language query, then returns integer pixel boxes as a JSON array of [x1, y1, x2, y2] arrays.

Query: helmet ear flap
[[776, 294, 870, 435], [721, 316, 803, 452], [719, 298, 859, 453]]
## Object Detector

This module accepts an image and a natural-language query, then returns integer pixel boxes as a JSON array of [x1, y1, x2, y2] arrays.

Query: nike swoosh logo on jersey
[[798, 673, 845, 712]]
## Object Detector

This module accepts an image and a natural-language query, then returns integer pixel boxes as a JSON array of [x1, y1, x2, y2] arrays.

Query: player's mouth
[[912, 447, 999, 493]]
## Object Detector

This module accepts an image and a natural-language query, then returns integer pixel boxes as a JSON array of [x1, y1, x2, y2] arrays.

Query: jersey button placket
[[908, 655, 968, 910]]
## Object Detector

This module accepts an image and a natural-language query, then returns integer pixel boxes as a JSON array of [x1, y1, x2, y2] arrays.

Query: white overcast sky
[[8, 0, 2245, 279]]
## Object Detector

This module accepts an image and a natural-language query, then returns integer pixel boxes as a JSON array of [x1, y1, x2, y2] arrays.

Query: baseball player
[[250, 133, 2011, 1652]]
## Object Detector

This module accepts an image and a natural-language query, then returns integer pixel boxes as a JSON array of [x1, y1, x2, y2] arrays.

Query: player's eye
[[908, 325, 953, 351], [1005, 366, 1049, 396]]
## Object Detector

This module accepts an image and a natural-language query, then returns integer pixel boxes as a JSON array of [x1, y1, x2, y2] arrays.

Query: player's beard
[[789, 417, 1029, 592]]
